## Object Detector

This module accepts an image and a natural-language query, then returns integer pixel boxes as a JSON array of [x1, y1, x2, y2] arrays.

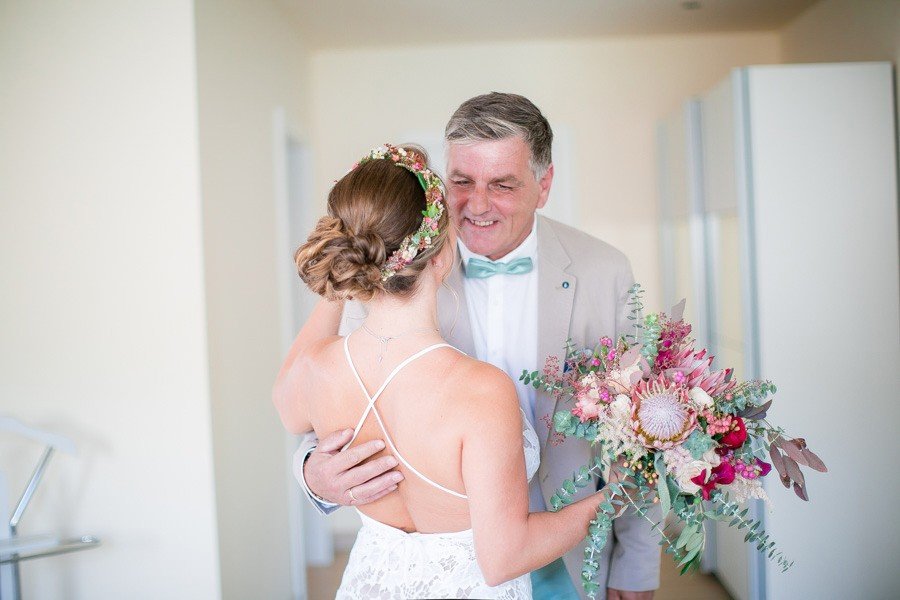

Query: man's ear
[[536, 163, 554, 210]]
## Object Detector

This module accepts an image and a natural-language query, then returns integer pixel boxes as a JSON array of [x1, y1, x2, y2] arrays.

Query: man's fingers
[[348, 470, 404, 504], [333, 438, 386, 471], [317, 428, 355, 454], [351, 484, 398, 506], [340, 455, 399, 489]]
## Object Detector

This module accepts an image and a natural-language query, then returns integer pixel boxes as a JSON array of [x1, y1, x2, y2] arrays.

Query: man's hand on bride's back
[[305, 429, 404, 506]]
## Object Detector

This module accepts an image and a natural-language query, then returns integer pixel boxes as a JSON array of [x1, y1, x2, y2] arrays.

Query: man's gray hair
[[444, 92, 553, 180]]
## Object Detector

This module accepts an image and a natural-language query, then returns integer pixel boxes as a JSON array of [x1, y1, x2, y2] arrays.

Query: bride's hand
[[604, 456, 655, 506]]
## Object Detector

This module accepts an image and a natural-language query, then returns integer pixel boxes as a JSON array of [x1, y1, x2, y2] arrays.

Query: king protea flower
[[630, 375, 698, 450], [667, 347, 735, 396]]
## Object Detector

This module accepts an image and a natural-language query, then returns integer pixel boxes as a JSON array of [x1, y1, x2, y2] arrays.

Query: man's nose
[[468, 185, 490, 216]]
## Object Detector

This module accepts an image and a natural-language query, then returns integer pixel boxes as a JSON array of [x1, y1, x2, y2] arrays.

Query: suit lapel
[[535, 216, 576, 452], [437, 254, 476, 357]]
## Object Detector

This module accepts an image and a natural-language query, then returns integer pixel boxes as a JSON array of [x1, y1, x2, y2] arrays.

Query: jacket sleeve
[[293, 432, 340, 515]]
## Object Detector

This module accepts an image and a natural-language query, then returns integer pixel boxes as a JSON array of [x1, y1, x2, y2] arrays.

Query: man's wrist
[[303, 448, 332, 504]]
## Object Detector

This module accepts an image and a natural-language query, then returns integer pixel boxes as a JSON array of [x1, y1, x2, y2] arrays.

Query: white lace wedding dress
[[335, 335, 541, 599]]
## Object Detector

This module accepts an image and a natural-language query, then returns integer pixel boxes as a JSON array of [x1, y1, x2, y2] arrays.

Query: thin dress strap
[[343, 334, 467, 500]]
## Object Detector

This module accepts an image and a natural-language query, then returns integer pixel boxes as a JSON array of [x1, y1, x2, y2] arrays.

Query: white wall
[[194, 0, 311, 597], [0, 1, 220, 598], [779, 0, 900, 148], [744, 63, 900, 599], [309, 33, 781, 317]]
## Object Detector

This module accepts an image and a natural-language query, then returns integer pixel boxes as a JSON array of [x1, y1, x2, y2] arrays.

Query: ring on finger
[[348, 488, 357, 503]]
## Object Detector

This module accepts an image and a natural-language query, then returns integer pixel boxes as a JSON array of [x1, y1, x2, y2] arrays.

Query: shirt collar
[[457, 218, 538, 264]]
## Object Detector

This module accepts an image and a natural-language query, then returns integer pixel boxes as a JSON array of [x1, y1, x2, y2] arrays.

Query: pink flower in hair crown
[[354, 144, 446, 282]]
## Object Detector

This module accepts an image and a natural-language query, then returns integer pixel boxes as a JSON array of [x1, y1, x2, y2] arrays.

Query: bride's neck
[[362, 283, 439, 335]]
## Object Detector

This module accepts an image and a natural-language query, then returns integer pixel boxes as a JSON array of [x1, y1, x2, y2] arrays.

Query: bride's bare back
[[303, 331, 488, 533]]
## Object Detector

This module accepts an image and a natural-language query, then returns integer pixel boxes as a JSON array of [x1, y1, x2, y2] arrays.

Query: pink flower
[[655, 318, 693, 369], [667, 347, 735, 396], [573, 398, 601, 422], [703, 411, 733, 436]]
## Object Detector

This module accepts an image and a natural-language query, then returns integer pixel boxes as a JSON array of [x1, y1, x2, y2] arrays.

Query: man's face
[[446, 136, 553, 261]]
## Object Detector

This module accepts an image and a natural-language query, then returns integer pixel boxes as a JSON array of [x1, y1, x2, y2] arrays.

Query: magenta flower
[[691, 461, 737, 500], [720, 417, 748, 449]]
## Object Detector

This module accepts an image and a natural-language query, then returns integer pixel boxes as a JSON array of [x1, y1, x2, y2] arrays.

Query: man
[[294, 92, 660, 600]]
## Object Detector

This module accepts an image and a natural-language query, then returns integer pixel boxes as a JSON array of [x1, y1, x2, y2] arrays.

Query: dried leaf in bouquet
[[776, 437, 807, 466], [769, 443, 789, 485], [801, 448, 828, 472], [782, 455, 806, 487]]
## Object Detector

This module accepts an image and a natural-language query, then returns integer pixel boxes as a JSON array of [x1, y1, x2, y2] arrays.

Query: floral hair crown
[[355, 143, 446, 281]]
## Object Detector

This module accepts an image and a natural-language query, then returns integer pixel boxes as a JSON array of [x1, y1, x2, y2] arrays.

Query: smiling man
[[294, 93, 661, 600]]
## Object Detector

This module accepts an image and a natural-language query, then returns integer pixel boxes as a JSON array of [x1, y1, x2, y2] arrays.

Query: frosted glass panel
[[699, 72, 751, 600], [707, 208, 750, 600], [707, 210, 745, 380], [672, 218, 698, 326]]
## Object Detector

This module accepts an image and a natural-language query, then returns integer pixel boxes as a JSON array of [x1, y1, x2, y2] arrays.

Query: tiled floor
[[307, 550, 732, 599]]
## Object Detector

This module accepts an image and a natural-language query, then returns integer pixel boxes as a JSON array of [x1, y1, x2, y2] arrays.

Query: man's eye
[[495, 184, 513, 191], [451, 180, 471, 186]]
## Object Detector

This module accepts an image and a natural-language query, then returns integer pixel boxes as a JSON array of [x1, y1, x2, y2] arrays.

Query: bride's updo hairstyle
[[295, 145, 450, 302]]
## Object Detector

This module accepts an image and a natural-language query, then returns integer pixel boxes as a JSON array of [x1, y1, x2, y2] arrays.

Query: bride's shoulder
[[296, 335, 344, 374], [446, 357, 519, 415]]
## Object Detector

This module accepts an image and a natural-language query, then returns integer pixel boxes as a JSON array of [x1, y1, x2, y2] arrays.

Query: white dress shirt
[[457, 219, 546, 511]]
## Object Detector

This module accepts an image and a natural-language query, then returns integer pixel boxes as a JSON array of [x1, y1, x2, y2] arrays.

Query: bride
[[274, 144, 622, 598]]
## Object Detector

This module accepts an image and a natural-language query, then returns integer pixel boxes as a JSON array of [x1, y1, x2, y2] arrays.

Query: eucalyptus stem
[[619, 484, 694, 567]]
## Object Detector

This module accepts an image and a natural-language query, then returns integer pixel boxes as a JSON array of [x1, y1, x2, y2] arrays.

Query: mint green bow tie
[[464, 257, 534, 279]]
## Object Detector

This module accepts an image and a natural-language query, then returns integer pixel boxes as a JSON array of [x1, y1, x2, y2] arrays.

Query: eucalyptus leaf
[[686, 531, 704, 553], [553, 410, 574, 433], [678, 545, 701, 567], [675, 524, 695, 549], [550, 494, 562, 511], [683, 431, 715, 459], [654, 454, 671, 518]]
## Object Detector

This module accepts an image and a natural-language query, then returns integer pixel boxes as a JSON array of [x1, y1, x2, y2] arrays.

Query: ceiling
[[277, 0, 821, 50]]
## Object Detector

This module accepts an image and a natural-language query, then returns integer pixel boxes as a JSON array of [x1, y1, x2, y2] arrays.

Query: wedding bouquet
[[520, 285, 826, 598]]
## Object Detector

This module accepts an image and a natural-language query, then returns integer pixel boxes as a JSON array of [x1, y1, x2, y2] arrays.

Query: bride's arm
[[461, 364, 609, 587], [272, 298, 343, 434]]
